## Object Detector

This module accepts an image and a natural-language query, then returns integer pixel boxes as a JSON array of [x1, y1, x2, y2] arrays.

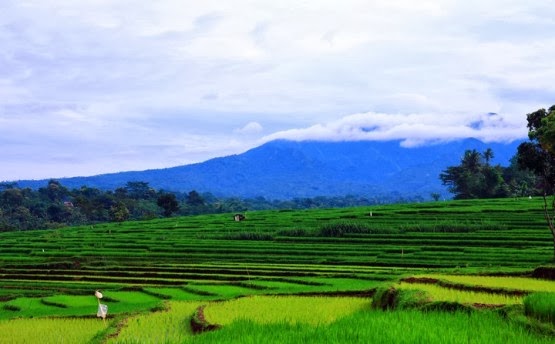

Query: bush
[[371, 287, 399, 310]]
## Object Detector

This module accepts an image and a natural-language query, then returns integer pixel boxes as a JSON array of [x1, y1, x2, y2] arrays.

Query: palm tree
[[462, 150, 482, 173], [483, 148, 494, 166]]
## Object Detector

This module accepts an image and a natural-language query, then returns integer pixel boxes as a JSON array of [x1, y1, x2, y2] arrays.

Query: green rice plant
[[184, 284, 253, 299], [1, 297, 60, 319], [2, 304, 20, 312], [318, 221, 371, 237], [143, 287, 214, 301], [399, 220, 508, 233], [106, 291, 163, 313], [524, 292, 555, 325], [0, 317, 108, 344], [203, 295, 370, 326], [224, 232, 274, 241], [108, 301, 202, 344], [419, 274, 555, 293], [397, 283, 523, 305], [192, 309, 554, 344], [40, 298, 67, 308], [276, 228, 311, 237]]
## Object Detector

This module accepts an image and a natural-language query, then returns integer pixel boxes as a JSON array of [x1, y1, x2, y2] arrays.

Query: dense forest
[[0, 180, 404, 231]]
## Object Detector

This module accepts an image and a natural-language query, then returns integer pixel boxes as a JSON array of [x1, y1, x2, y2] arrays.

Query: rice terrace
[[1, 197, 554, 343]]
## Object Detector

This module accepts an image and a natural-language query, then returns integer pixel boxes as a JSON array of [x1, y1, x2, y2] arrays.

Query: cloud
[[234, 121, 264, 135], [262, 111, 527, 147], [0, 0, 554, 180]]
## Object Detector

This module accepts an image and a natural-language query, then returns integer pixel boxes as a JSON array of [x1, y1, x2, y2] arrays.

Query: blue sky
[[1, 0, 554, 181]]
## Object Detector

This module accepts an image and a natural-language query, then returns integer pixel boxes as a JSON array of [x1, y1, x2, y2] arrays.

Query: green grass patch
[[193, 309, 554, 344], [397, 282, 523, 305], [0, 317, 109, 344], [203, 295, 370, 326], [107, 301, 202, 344], [524, 293, 555, 325]]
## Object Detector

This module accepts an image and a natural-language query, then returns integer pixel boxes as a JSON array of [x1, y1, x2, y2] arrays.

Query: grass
[[524, 293, 555, 325], [397, 282, 523, 305], [203, 295, 370, 326], [0, 317, 109, 344], [107, 301, 202, 344], [418, 274, 555, 293], [193, 309, 554, 344], [0, 198, 554, 341]]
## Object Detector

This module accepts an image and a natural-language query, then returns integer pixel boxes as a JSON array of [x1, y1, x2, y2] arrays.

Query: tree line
[[439, 149, 538, 199], [0, 180, 411, 231]]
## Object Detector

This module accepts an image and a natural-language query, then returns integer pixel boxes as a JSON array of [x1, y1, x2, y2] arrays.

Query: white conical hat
[[95, 290, 103, 299]]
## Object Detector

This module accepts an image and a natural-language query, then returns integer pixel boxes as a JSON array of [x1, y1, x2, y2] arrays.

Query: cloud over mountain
[[263, 112, 526, 147]]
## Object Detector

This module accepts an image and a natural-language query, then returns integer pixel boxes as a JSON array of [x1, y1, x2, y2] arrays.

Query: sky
[[1, 0, 555, 181]]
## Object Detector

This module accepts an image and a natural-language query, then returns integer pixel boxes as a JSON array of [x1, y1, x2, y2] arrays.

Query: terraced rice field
[[0, 198, 554, 342]]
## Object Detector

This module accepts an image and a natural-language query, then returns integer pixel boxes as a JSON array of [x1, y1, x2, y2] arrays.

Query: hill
[[15, 138, 522, 199]]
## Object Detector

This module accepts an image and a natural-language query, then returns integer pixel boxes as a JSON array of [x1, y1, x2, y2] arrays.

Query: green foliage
[[225, 232, 274, 241], [192, 309, 554, 344], [156, 193, 179, 217], [203, 295, 369, 326], [318, 221, 371, 237], [276, 228, 310, 237], [1, 199, 555, 342], [0, 180, 432, 232], [2, 304, 20, 312], [0, 317, 108, 344], [440, 149, 514, 199], [107, 301, 202, 343], [397, 282, 523, 305], [371, 287, 399, 310], [524, 292, 555, 325], [110, 201, 130, 222], [517, 104, 555, 259]]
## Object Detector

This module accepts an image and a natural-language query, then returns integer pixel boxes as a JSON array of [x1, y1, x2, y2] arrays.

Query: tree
[[440, 149, 509, 199], [157, 193, 179, 217], [110, 201, 130, 222], [39, 180, 69, 202], [503, 156, 539, 198], [1, 188, 24, 209], [186, 190, 205, 207], [125, 181, 156, 200], [516, 105, 555, 259], [483, 148, 494, 166]]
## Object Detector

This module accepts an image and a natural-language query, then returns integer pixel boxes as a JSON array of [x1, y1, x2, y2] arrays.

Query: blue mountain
[[16, 138, 522, 199]]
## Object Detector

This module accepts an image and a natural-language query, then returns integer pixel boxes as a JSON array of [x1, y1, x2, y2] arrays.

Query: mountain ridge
[[14, 138, 523, 199]]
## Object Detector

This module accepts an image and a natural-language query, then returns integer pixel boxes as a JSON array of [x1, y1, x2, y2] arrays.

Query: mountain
[[15, 138, 523, 199]]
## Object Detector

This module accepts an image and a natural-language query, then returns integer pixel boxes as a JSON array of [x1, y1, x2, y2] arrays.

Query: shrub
[[371, 287, 399, 310]]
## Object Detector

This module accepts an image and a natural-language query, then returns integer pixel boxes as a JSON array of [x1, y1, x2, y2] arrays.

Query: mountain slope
[[16, 138, 522, 199]]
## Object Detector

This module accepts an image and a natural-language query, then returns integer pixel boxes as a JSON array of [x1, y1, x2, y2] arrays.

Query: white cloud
[[262, 112, 527, 147], [234, 121, 264, 135], [0, 0, 553, 180]]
